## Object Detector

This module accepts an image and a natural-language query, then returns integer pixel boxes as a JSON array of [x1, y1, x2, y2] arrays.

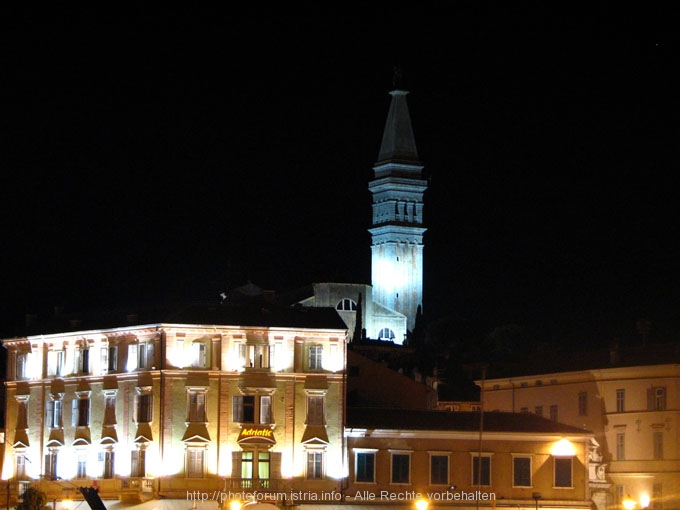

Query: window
[[306, 451, 324, 480], [233, 395, 255, 423], [550, 405, 558, 421], [187, 390, 206, 422], [45, 450, 58, 480], [535, 406, 543, 417], [616, 432, 625, 460], [336, 298, 357, 311], [649, 387, 666, 411], [554, 457, 572, 487], [15, 453, 27, 480], [578, 391, 588, 416], [653, 483, 663, 510], [616, 389, 625, 413], [127, 344, 138, 371], [430, 454, 448, 485], [259, 395, 272, 424], [16, 353, 29, 380], [74, 346, 89, 374], [378, 328, 395, 341], [186, 447, 205, 478], [306, 395, 325, 425], [472, 455, 491, 486], [47, 350, 64, 377], [309, 345, 323, 370], [391, 453, 410, 484], [46, 400, 63, 429], [102, 450, 115, 479], [615, 485, 624, 505], [258, 452, 270, 480], [513, 456, 532, 487], [76, 452, 87, 479], [72, 396, 90, 427], [241, 452, 253, 479], [192, 342, 206, 368], [520, 407, 529, 413], [355, 451, 375, 483], [131, 450, 146, 477], [653, 431, 663, 460], [136, 393, 153, 423]]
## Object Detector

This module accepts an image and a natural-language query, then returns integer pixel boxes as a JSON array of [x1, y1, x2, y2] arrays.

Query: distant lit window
[[336, 298, 357, 311], [378, 328, 395, 341], [578, 391, 588, 416], [616, 432, 625, 460], [649, 387, 666, 411], [616, 389, 625, 413]]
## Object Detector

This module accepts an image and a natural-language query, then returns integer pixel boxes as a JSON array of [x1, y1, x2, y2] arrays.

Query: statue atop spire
[[392, 65, 403, 90]]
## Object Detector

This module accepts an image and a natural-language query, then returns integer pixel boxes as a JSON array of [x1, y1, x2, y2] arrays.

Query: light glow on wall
[[551, 438, 576, 456], [322, 343, 343, 373]]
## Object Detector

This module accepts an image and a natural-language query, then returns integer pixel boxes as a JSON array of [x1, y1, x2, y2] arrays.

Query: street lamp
[[415, 498, 429, 510], [229, 501, 242, 510], [532, 492, 542, 510], [622, 496, 636, 510]]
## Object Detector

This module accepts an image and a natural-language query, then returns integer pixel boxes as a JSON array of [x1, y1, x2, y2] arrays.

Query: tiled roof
[[346, 407, 591, 435]]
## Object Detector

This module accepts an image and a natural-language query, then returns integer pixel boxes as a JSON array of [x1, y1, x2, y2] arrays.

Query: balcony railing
[[225, 478, 287, 492]]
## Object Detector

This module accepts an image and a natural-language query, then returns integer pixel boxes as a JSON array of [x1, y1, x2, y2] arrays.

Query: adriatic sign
[[238, 426, 276, 443]]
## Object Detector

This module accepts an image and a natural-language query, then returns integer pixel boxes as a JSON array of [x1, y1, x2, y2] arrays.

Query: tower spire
[[368, 80, 428, 338]]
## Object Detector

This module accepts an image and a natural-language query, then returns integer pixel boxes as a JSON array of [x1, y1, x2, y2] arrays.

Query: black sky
[[2, 7, 678, 347]]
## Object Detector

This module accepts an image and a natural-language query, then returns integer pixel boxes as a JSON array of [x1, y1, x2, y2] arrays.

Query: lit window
[[513, 456, 532, 487], [472, 455, 491, 486], [131, 449, 146, 477], [72, 395, 91, 427], [187, 390, 206, 422], [192, 342, 206, 368], [554, 457, 572, 487], [649, 387, 666, 411], [430, 454, 448, 485], [616, 389, 625, 412], [186, 447, 205, 478], [578, 391, 588, 416], [47, 350, 64, 377], [616, 432, 625, 460], [378, 328, 395, 341], [336, 298, 357, 311], [306, 450, 324, 480], [45, 399, 63, 429], [136, 393, 153, 423], [355, 451, 375, 483], [233, 395, 255, 423], [306, 395, 325, 425], [309, 345, 323, 371], [76, 452, 88, 479], [391, 453, 410, 484]]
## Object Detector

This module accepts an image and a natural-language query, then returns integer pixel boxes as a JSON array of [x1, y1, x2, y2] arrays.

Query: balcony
[[225, 478, 288, 492]]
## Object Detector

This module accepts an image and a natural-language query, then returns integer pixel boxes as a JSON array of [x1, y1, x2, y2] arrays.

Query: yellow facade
[[1, 311, 348, 508]]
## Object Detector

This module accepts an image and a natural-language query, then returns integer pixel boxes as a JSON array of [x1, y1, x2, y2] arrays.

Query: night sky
[[2, 7, 678, 348]]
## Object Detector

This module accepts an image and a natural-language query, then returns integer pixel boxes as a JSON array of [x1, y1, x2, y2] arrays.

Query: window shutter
[[647, 389, 654, 410], [231, 451, 241, 478], [270, 451, 282, 479]]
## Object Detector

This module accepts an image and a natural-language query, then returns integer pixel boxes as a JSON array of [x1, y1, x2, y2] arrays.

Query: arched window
[[336, 298, 357, 311], [378, 328, 395, 341]]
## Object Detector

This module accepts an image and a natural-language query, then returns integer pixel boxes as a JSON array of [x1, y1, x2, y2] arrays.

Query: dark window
[[307, 451, 323, 480], [137, 394, 153, 423], [233, 395, 255, 423], [391, 454, 410, 483], [554, 457, 572, 487], [430, 455, 448, 485], [472, 456, 491, 486], [356, 452, 375, 483], [513, 457, 531, 487], [578, 391, 588, 416]]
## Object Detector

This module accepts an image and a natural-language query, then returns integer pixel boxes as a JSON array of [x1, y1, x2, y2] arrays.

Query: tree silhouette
[[15, 487, 51, 510]]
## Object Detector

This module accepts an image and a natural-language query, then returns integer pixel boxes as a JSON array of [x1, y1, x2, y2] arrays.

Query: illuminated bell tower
[[369, 86, 427, 334]]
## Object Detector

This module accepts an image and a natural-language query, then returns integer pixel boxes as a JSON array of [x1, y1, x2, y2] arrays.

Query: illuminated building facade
[[480, 351, 680, 510], [345, 408, 594, 510], [1, 302, 348, 506]]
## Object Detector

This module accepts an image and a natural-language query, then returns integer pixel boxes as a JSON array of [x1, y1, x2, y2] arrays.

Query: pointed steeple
[[377, 89, 420, 165]]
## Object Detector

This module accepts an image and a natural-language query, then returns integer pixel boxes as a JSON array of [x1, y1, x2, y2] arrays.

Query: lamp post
[[415, 498, 429, 510], [532, 492, 542, 510]]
